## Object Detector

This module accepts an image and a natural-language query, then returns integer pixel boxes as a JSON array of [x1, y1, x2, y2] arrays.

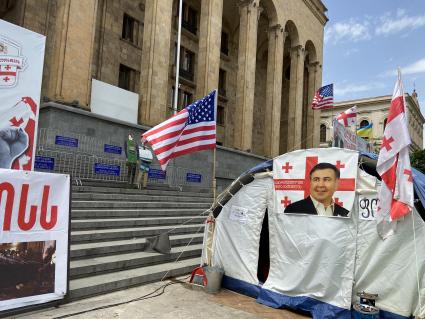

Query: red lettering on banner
[[0, 182, 15, 231], [18, 184, 37, 231], [1, 183, 58, 231], [40, 186, 58, 230]]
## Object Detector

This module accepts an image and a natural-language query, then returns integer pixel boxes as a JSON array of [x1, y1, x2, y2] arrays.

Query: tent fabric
[[202, 149, 425, 319], [211, 176, 273, 286]]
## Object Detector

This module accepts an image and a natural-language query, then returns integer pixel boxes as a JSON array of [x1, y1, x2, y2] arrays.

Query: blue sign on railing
[[186, 173, 202, 183], [104, 144, 122, 155], [94, 163, 121, 176], [55, 135, 78, 148], [148, 169, 166, 180], [34, 156, 55, 170]]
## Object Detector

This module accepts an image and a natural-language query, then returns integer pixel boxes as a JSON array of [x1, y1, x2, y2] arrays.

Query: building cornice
[[302, 0, 328, 26]]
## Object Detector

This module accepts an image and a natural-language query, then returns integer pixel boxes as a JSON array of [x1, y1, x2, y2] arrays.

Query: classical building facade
[[320, 92, 424, 151], [1, 0, 327, 158]]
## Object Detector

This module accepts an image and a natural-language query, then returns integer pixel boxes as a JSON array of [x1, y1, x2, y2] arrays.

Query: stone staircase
[[68, 181, 212, 300]]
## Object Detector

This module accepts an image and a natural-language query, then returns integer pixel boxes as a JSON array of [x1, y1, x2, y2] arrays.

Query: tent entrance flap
[[257, 210, 270, 283]]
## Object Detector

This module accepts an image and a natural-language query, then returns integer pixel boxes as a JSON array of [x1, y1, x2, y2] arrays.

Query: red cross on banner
[[337, 112, 356, 126], [282, 162, 293, 173], [335, 160, 345, 169], [404, 169, 413, 183], [381, 136, 394, 151], [281, 196, 292, 207], [334, 197, 343, 206], [274, 156, 356, 198]]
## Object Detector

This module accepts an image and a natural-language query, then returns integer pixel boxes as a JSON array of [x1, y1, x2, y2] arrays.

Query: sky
[[322, 0, 425, 115]]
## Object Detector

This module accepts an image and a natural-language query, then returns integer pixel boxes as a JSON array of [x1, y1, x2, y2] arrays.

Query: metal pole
[[173, 0, 183, 115], [213, 90, 218, 202]]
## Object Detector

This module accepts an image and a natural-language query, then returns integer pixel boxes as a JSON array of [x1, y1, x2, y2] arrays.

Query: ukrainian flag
[[357, 123, 373, 138]]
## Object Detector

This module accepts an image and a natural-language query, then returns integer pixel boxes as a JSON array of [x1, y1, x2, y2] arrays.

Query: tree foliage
[[411, 149, 425, 173]]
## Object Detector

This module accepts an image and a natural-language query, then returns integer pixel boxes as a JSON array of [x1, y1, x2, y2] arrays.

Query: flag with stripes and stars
[[311, 84, 334, 110], [142, 90, 216, 171]]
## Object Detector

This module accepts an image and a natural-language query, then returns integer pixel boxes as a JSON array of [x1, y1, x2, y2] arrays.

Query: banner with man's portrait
[[0, 19, 46, 170], [0, 169, 70, 312], [273, 148, 358, 217]]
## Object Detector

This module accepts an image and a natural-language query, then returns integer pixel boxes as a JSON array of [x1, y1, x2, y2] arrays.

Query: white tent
[[202, 148, 425, 319]]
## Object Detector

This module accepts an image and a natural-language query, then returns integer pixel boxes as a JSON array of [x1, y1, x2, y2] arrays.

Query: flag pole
[[173, 0, 183, 115], [213, 89, 218, 203]]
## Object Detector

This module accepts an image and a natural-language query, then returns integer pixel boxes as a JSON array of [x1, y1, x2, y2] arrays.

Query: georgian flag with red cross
[[336, 105, 357, 127], [273, 148, 358, 215], [376, 70, 414, 239]]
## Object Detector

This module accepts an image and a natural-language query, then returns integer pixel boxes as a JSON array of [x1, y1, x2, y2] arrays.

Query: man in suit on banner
[[284, 162, 350, 217]]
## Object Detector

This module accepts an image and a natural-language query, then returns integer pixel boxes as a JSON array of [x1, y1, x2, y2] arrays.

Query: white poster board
[[0, 19, 46, 170], [0, 169, 70, 312], [90, 79, 139, 124]]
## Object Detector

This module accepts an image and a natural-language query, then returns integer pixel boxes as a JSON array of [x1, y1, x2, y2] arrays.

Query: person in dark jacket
[[284, 162, 350, 217]]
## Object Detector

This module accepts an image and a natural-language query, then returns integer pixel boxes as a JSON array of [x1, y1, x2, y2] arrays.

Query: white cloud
[[325, 19, 371, 44], [403, 58, 425, 75], [383, 58, 425, 77], [334, 82, 386, 97], [376, 10, 425, 35]]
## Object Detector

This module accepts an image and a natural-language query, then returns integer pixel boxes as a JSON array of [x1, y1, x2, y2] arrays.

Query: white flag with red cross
[[273, 148, 358, 215], [376, 70, 414, 239], [336, 105, 357, 127]]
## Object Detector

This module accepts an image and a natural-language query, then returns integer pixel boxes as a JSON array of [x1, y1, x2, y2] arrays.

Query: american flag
[[311, 84, 334, 110], [142, 90, 216, 170]]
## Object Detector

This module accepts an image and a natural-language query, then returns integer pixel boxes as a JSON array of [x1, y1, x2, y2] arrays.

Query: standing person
[[136, 141, 153, 189], [284, 162, 350, 217], [125, 134, 137, 186]]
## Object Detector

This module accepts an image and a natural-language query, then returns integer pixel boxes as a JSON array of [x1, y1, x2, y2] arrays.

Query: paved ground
[[11, 278, 310, 319]]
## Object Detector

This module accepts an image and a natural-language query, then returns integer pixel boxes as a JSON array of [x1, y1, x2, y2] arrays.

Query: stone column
[[45, 0, 98, 109], [196, 0, 223, 98], [139, 0, 173, 126], [264, 24, 284, 157], [312, 63, 323, 147], [286, 45, 304, 151], [305, 61, 320, 148], [233, 0, 261, 152]]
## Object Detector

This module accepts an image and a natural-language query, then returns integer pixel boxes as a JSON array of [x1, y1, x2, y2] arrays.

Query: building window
[[217, 105, 225, 125], [320, 124, 326, 143], [171, 87, 193, 111], [181, 2, 197, 34], [118, 64, 137, 92], [182, 91, 193, 108], [122, 14, 139, 44], [180, 48, 195, 81], [218, 69, 226, 97], [360, 120, 369, 128], [221, 31, 229, 55]]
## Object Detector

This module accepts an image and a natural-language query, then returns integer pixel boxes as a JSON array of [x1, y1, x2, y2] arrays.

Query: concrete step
[[70, 244, 202, 278], [72, 180, 213, 193], [71, 224, 205, 243], [70, 233, 204, 259], [71, 208, 208, 219], [72, 192, 213, 203], [69, 257, 200, 300], [71, 201, 211, 209], [71, 216, 207, 230], [72, 185, 213, 198]]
